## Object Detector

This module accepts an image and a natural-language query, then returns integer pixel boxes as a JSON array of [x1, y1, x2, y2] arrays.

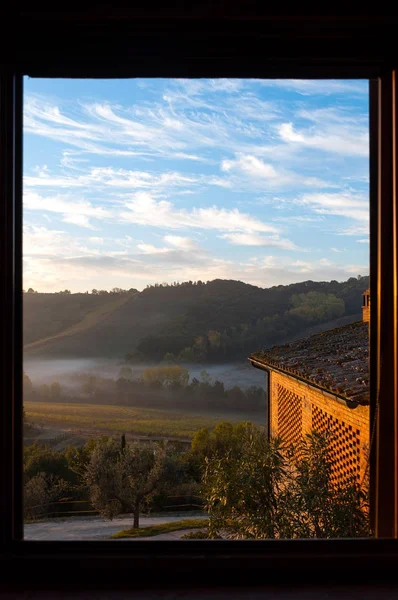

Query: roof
[[249, 321, 369, 405]]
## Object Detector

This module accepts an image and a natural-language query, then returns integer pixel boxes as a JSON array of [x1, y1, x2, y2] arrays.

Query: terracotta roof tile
[[249, 321, 369, 405]]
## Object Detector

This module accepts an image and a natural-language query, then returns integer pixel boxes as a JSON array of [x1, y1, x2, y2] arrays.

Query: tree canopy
[[85, 438, 167, 527]]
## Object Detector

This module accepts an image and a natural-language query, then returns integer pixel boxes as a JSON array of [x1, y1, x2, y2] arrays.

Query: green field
[[25, 401, 242, 439]]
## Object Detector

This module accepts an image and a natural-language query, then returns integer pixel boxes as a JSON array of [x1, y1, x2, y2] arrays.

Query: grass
[[112, 518, 209, 539], [25, 401, 241, 439], [24, 293, 133, 351]]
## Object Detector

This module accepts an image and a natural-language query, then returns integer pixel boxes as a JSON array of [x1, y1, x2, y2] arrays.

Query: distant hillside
[[24, 292, 136, 352], [24, 292, 127, 345], [24, 276, 368, 361]]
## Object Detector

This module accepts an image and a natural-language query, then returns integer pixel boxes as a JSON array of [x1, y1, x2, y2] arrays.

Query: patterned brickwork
[[269, 370, 369, 483], [362, 305, 370, 323], [312, 404, 361, 483], [277, 384, 303, 447]]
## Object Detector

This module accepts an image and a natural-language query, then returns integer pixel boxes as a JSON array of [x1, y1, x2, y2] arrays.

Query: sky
[[23, 78, 369, 293]]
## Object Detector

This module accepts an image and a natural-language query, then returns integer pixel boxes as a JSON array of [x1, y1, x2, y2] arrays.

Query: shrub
[[202, 427, 370, 539]]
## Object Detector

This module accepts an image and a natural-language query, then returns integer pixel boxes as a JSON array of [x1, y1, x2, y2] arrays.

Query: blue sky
[[23, 78, 369, 292]]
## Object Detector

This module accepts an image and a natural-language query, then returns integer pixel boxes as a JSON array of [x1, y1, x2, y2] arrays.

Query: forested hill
[[24, 275, 369, 361]]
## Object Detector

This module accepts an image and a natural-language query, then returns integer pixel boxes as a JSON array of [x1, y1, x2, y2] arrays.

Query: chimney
[[362, 289, 370, 323]]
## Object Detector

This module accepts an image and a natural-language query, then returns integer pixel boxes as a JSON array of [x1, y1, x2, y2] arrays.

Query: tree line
[[24, 276, 368, 358], [24, 288, 137, 295], [134, 289, 351, 363], [24, 367, 266, 414]]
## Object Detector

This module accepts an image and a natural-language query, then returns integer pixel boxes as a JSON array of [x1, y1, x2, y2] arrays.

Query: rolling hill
[[23, 276, 368, 361]]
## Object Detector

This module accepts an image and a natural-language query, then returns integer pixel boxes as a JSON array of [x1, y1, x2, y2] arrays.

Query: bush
[[181, 530, 210, 539], [202, 427, 370, 539], [24, 473, 49, 521], [24, 442, 76, 484]]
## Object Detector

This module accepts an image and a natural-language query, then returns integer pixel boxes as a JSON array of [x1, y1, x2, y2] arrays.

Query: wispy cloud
[[297, 192, 369, 222], [24, 166, 198, 190], [273, 215, 325, 224], [258, 79, 368, 96], [24, 191, 111, 229], [163, 235, 199, 251], [278, 122, 368, 156], [219, 153, 331, 190], [120, 192, 279, 234], [63, 214, 98, 230], [220, 232, 299, 250], [222, 155, 278, 179], [23, 78, 370, 291], [136, 243, 172, 255], [339, 224, 369, 236]]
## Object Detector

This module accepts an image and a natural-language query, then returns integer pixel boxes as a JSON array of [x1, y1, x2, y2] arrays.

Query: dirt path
[[24, 514, 208, 541]]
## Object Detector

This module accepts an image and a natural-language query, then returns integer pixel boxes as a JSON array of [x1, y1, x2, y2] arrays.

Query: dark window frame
[[2, 12, 398, 586]]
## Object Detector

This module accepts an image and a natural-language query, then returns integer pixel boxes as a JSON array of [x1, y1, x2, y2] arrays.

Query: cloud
[[273, 215, 325, 224], [163, 235, 199, 251], [23, 79, 370, 292], [24, 186, 283, 237], [220, 232, 299, 250], [278, 122, 368, 156], [173, 79, 244, 96], [136, 244, 171, 255], [23, 224, 368, 293], [24, 250, 369, 294], [24, 191, 111, 228], [23, 225, 77, 258], [296, 107, 368, 129], [81, 98, 241, 156], [25, 166, 198, 190], [290, 259, 313, 273], [331, 247, 344, 253], [63, 214, 98, 229], [319, 258, 334, 267], [121, 192, 279, 234], [220, 153, 332, 190], [297, 192, 369, 222], [257, 79, 368, 96], [356, 238, 370, 244], [25, 81, 368, 178], [24, 165, 235, 207], [222, 155, 278, 179], [24, 87, 279, 164], [338, 224, 369, 236]]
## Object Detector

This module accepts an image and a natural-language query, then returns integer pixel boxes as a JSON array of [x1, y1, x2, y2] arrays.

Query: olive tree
[[284, 432, 369, 538], [203, 425, 369, 539], [204, 427, 288, 539], [85, 438, 166, 528]]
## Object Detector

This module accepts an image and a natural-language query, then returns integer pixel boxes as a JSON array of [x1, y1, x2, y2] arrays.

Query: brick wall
[[269, 370, 370, 483], [362, 305, 370, 323]]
